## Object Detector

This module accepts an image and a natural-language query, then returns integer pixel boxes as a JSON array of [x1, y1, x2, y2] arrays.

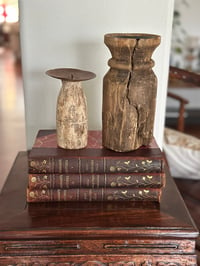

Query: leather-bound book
[[28, 130, 165, 174], [27, 187, 162, 202], [28, 172, 166, 190]]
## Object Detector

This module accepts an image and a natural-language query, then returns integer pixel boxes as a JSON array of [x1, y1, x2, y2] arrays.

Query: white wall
[[171, 0, 200, 70], [19, 0, 174, 149], [179, 0, 200, 36], [168, 0, 200, 114]]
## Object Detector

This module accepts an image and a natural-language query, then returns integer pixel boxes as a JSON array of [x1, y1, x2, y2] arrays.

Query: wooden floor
[[0, 47, 200, 263], [0, 48, 26, 192]]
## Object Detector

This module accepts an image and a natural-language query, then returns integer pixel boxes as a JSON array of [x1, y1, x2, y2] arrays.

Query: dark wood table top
[[0, 152, 198, 241]]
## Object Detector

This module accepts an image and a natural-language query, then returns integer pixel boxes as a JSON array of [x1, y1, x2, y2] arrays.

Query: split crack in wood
[[126, 38, 140, 141], [126, 38, 139, 105]]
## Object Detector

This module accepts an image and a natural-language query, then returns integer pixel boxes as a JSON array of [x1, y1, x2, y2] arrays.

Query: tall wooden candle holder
[[46, 68, 96, 149], [102, 33, 161, 152]]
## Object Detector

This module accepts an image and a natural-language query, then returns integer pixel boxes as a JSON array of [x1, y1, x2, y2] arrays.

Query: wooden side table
[[0, 152, 199, 265]]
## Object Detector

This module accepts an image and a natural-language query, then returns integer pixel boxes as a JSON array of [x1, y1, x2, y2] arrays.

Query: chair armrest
[[169, 66, 200, 87], [167, 92, 189, 132], [167, 91, 189, 104]]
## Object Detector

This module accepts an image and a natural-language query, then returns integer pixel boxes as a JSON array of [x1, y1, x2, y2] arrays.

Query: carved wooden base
[[0, 254, 196, 265]]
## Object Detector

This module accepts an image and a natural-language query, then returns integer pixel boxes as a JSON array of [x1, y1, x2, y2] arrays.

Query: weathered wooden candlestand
[[102, 33, 161, 152], [46, 68, 95, 149]]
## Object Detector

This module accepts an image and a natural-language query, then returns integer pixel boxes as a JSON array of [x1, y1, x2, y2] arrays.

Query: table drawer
[[0, 238, 195, 256]]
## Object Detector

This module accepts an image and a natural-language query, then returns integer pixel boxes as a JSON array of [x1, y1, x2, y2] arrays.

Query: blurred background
[[166, 0, 200, 135], [0, 0, 26, 191], [0, 0, 20, 60]]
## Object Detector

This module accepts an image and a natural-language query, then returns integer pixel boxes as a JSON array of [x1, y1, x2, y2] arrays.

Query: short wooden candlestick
[[46, 68, 96, 149]]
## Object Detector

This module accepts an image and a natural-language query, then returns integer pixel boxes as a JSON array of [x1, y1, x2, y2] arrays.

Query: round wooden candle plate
[[46, 68, 96, 82]]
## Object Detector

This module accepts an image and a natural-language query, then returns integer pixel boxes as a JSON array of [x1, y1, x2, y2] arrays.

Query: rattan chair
[[163, 66, 200, 180]]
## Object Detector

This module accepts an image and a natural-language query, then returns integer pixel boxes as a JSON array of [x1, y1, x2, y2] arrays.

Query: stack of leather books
[[27, 130, 166, 202]]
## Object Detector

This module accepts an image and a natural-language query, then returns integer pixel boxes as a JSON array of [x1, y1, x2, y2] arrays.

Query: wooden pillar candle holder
[[102, 33, 161, 152], [46, 68, 96, 149]]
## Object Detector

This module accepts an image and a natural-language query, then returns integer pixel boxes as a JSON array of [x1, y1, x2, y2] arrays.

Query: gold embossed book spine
[[28, 130, 165, 174], [27, 129, 166, 202], [28, 172, 165, 190], [27, 187, 162, 202]]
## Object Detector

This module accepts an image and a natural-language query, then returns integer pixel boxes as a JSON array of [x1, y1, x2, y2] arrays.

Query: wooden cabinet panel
[[0, 152, 198, 265]]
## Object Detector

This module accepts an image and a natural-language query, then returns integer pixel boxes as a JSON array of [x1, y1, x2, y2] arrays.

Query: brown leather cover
[[27, 187, 162, 202], [28, 130, 164, 174], [28, 172, 166, 190]]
